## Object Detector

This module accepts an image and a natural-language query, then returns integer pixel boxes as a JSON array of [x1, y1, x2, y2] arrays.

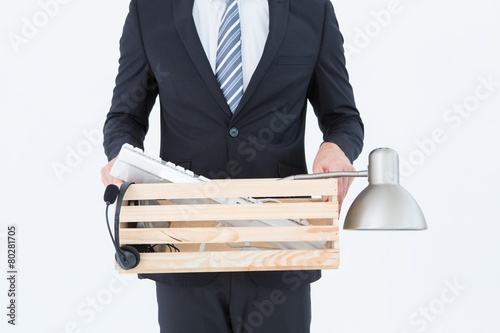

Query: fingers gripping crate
[[116, 178, 339, 274]]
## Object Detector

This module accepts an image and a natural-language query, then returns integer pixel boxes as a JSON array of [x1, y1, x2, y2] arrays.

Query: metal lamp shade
[[343, 148, 427, 230]]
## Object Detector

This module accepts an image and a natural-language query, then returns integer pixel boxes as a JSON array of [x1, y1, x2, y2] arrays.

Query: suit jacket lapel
[[233, 0, 290, 116], [173, 0, 233, 117], [173, 0, 290, 118]]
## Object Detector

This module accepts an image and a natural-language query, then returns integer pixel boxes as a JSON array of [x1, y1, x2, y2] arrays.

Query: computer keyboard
[[110, 143, 324, 250]]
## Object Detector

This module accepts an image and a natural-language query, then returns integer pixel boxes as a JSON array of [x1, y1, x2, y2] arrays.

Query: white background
[[1, 0, 499, 332]]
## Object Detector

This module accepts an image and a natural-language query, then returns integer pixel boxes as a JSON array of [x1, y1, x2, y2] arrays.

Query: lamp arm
[[280, 170, 368, 180]]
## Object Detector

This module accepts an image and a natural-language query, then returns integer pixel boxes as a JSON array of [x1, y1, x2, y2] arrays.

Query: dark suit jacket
[[104, 0, 364, 288]]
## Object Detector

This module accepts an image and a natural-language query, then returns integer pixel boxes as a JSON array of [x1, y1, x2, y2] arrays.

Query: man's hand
[[312, 142, 355, 209], [100, 157, 124, 186]]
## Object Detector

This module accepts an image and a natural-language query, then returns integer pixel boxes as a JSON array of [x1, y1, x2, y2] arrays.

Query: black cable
[[105, 204, 125, 259], [167, 244, 180, 252]]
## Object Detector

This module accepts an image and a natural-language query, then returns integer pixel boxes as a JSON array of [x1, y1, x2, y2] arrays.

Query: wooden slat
[[123, 178, 337, 200], [116, 249, 339, 273], [165, 217, 337, 227], [120, 226, 339, 244], [119, 202, 337, 222]]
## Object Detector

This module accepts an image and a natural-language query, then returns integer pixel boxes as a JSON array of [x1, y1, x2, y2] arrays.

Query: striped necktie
[[215, 0, 243, 113]]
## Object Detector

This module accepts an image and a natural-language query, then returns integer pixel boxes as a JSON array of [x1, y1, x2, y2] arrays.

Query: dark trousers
[[155, 272, 311, 333]]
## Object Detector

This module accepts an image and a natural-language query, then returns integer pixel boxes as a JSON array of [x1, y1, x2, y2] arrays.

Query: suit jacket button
[[229, 127, 239, 138]]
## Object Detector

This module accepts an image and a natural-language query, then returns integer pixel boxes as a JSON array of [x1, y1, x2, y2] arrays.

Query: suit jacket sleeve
[[103, 0, 159, 161], [308, 1, 364, 162]]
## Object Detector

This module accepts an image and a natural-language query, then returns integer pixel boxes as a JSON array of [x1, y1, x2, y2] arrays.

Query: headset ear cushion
[[116, 245, 141, 270]]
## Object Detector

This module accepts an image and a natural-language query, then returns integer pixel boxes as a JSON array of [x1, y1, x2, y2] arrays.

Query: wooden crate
[[116, 178, 339, 274]]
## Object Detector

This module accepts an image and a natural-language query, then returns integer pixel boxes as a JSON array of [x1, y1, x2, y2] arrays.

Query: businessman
[[101, 0, 363, 331]]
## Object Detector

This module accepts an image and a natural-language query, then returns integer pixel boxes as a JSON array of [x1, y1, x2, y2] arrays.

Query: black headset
[[104, 182, 140, 270]]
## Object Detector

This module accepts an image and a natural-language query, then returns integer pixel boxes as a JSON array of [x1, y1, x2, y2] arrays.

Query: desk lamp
[[284, 148, 427, 230]]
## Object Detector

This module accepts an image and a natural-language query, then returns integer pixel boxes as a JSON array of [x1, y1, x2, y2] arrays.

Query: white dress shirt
[[193, 0, 269, 92]]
